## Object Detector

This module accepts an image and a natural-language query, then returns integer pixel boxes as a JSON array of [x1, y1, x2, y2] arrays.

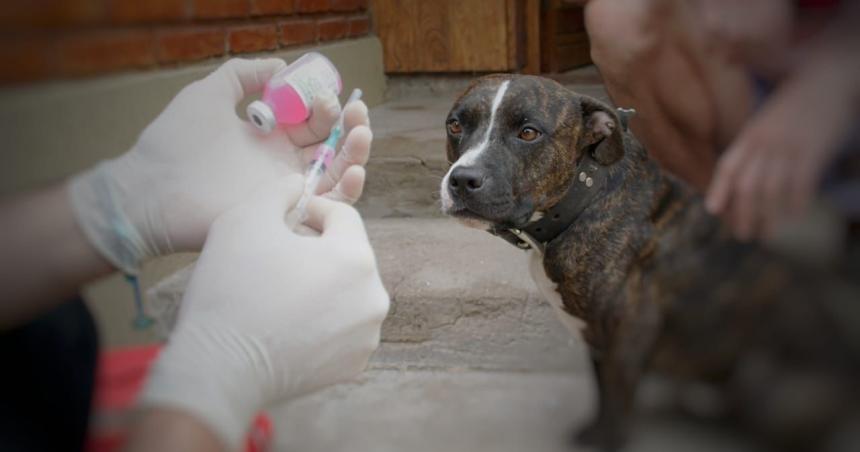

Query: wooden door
[[373, 0, 526, 73], [540, 0, 591, 72]]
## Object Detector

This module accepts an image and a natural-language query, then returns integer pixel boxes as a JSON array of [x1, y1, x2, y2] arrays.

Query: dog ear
[[578, 96, 625, 165]]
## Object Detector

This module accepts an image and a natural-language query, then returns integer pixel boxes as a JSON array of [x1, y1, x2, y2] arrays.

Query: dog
[[439, 74, 860, 451]]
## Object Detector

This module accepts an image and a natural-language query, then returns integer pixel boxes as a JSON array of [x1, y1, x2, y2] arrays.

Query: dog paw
[[573, 420, 603, 446], [572, 420, 627, 452]]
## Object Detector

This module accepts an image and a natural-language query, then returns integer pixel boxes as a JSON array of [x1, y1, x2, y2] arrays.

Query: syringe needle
[[292, 88, 363, 226]]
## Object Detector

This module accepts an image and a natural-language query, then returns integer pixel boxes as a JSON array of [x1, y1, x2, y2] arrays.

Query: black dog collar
[[491, 151, 609, 253]]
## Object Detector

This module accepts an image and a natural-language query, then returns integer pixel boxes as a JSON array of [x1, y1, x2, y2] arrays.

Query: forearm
[[124, 408, 226, 452], [774, 33, 860, 151], [0, 182, 113, 329], [801, 5, 860, 112], [767, 0, 860, 106], [759, 3, 860, 151]]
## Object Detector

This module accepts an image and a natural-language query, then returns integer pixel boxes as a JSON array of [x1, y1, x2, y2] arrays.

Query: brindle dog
[[439, 74, 860, 452]]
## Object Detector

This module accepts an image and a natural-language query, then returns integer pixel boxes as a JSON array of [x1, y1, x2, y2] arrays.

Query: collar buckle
[[508, 228, 545, 254]]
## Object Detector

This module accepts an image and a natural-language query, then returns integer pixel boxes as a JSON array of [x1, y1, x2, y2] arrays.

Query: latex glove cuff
[[139, 323, 267, 451], [68, 161, 166, 275]]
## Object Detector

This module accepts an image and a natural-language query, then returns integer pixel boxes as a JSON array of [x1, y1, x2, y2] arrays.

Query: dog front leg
[[574, 353, 639, 451], [575, 353, 610, 447], [574, 304, 661, 451]]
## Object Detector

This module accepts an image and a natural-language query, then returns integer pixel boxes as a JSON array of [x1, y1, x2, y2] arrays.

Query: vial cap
[[246, 100, 276, 133]]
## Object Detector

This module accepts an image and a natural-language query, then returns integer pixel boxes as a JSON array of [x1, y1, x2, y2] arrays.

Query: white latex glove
[[68, 57, 372, 274], [140, 174, 389, 450]]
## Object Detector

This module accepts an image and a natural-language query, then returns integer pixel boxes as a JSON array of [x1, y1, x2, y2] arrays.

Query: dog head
[[439, 74, 624, 230]]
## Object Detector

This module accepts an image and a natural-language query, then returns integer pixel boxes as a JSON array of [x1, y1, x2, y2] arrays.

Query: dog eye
[[447, 119, 463, 136], [518, 127, 541, 142]]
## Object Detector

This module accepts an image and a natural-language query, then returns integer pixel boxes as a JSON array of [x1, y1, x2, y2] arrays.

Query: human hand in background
[[68, 58, 372, 274], [693, 0, 793, 75], [705, 65, 855, 242], [140, 174, 389, 450]]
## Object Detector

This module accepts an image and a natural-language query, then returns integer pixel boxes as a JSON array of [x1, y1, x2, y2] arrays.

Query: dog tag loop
[[508, 228, 545, 254]]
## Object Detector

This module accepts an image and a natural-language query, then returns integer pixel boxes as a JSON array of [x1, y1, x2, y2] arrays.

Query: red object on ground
[[86, 344, 274, 452]]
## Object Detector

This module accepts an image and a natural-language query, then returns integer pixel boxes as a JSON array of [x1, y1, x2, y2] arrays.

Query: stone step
[[355, 135, 448, 219], [355, 94, 454, 219], [270, 369, 758, 452], [367, 218, 587, 372], [147, 218, 589, 372]]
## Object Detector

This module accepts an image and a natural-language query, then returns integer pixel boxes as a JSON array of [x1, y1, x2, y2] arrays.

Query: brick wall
[[0, 0, 371, 85]]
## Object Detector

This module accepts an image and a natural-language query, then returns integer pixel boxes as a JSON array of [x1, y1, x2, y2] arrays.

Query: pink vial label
[[264, 83, 309, 125], [262, 53, 342, 125]]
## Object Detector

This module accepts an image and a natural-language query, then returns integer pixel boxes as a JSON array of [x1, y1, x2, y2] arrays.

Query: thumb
[[285, 90, 341, 146], [303, 196, 367, 241], [216, 58, 287, 104]]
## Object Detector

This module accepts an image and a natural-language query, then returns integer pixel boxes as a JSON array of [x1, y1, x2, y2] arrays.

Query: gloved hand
[[68, 58, 372, 274], [140, 174, 389, 450]]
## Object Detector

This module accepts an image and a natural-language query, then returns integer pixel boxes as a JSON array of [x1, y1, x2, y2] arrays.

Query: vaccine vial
[[247, 52, 343, 133]]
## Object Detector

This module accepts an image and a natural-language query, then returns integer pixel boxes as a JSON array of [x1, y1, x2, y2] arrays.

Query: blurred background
[[1, 1, 855, 452]]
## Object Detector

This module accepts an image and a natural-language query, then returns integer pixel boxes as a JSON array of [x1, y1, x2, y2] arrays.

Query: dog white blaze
[[440, 80, 511, 212], [455, 80, 510, 167]]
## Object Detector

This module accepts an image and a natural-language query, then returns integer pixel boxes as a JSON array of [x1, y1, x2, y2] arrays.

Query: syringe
[[293, 88, 363, 224]]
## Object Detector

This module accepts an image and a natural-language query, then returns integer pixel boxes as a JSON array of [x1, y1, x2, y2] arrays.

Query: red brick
[[251, 0, 294, 16], [156, 27, 225, 63], [108, 0, 187, 23], [192, 0, 250, 19], [57, 30, 156, 76], [330, 0, 362, 12], [295, 0, 329, 13], [348, 15, 370, 37], [317, 17, 348, 41], [0, 36, 57, 84], [279, 19, 317, 46], [229, 24, 278, 53], [0, 0, 105, 30]]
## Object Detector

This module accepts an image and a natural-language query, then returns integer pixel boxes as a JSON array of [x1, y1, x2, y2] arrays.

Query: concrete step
[[148, 218, 589, 372], [367, 219, 587, 372], [355, 94, 453, 219], [270, 369, 758, 452], [355, 134, 448, 219]]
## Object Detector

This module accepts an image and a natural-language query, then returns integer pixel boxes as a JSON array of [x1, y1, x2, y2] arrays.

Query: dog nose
[[449, 167, 486, 195]]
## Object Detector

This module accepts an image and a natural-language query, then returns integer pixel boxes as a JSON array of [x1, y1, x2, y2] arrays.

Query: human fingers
[[323, 165, 366, 205], [304, 125, 372, 194], [731, 151, 766, 241], [218, 58, 287, 105], [285, 91, 342, 146], [706, 141, 748, 215], [303, 196, 368, 242], [759, 151, 790, 239]]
